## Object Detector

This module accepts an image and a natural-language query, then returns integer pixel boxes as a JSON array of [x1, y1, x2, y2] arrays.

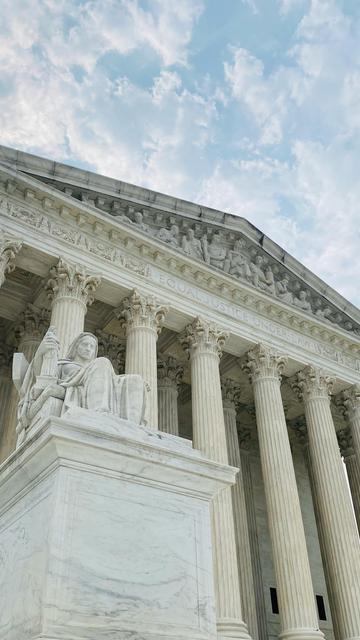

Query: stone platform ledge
[[0, 410, 237, 640]]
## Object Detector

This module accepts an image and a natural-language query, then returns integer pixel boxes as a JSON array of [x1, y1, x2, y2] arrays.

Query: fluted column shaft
[[157, 355, 183, 435], [296, 366, 360, 640], [222, 380, 259, 640], [343, 385, 360, 470], [182, 318, 251, 640], [117, 290, 168, 429], [0, 305, 49, 461], [338, 427, 360, 535], [239, 436, 268, 640], [46, 258, 101, 357], [158, 385, 179, 434], [0, 344, 13, 460], [345, 453, 360, 533], [246, 345, 322, 640]]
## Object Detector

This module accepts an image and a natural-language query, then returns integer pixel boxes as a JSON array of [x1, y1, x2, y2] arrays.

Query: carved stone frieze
[[1, 184, 360, 345], [0, 227, 22, 287]]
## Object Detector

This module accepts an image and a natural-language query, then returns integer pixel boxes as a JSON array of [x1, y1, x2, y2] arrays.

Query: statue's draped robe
[[19, 356, 146, 428]]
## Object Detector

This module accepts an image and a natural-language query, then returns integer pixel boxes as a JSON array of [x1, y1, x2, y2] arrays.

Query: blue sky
[[1, 0, 360, 306]]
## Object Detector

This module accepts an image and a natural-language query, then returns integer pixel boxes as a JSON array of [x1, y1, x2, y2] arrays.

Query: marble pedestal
[[0, 408, 236, 640]]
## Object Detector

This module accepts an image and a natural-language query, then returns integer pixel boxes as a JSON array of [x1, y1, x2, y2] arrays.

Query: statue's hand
[[37, 328, 60, 357]]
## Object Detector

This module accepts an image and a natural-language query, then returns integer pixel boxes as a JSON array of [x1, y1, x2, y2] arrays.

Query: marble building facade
[[0, 145, 359, 640]]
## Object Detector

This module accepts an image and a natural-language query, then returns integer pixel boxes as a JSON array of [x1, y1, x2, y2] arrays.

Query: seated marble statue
[[17, 329, 147, 433]]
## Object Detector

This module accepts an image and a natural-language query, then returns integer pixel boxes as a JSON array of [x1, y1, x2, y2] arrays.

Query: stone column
[[157, 354, 183, 435], [245, 345, 323, 640], [238, 426, 268, 640], [343, 384, 360, 469], [45, 258, 101, 357], [116, 290, 168, 429], [95, 330, 126, 374], [0, 305, 49, 462], [337, 427, 360, 534], [181, 317, 251, 640], [0, 229, 22, 287], [294, 366, 360, 640], [0, 343, 13, 453], [221, 379, 259, 640]]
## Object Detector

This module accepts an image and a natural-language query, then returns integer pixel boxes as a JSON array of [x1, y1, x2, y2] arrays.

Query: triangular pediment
[[1, 143, 360, 339]]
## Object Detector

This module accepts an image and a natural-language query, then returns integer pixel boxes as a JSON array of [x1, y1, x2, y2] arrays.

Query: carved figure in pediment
[[293, 289, 312, 312], [315, 306, 333, 322], [275, 274, 294, 304], [262, 265, 276, 296], [226, 239, 252, 280], [15, 328, 147, 443], [250, 255, 267, 289], [181, 228, 204, 261], [133, 210, 150, 233], [157, 224, 179, 246], [202, 232, 227, 270]]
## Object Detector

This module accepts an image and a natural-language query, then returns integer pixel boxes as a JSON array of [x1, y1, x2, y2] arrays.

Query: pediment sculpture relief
[[120, 211, 358, 336], [13, 328, 147, 445]]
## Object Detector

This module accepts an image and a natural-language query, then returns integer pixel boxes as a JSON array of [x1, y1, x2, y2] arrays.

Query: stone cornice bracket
[[0, 228, 23, 286], [292, 365, 335, 402], [221, 377, 241, 409], [45, 257, 101, 308], [243, 343, 287, 383], [157, 353, 184, 387], [14, 303, 50, 343], [337, 427, 354, 459], [180, 316, 229, 360], [342, 384, 360, 422], [115, 289, 169, 334]]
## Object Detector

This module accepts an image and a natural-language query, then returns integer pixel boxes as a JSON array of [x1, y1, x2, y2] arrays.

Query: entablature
[[1, 163, 360, 383]]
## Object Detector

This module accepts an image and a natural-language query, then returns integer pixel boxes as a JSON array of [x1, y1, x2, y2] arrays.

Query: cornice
[[1, 166, 360, 374]]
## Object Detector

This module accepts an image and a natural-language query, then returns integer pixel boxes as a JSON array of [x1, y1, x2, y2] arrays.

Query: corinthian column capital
[[117, 289, 168, 334], [342, 384, 360, 421], [293, 365, 334, 402], [221, 377, 241, 409], [157, 353, 184, 388], [337, 427, 354, 459], [95, 330, 126, 374], [45, 258, 101, 308], [0, 229, 23, 286], [244, 343, 287, 383], [14, 304, 50, 344], [180, 317, 228, 360]]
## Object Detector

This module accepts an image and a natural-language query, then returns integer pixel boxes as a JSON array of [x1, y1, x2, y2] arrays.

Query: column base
[[279, 628, 325, 640], [217, 619, 252, 640]]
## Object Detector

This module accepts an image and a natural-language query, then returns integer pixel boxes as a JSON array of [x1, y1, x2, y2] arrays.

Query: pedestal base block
[[0, 410, 236, 640]]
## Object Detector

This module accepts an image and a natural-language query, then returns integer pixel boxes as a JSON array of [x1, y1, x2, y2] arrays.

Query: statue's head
[[66, 332, 98, 362]]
